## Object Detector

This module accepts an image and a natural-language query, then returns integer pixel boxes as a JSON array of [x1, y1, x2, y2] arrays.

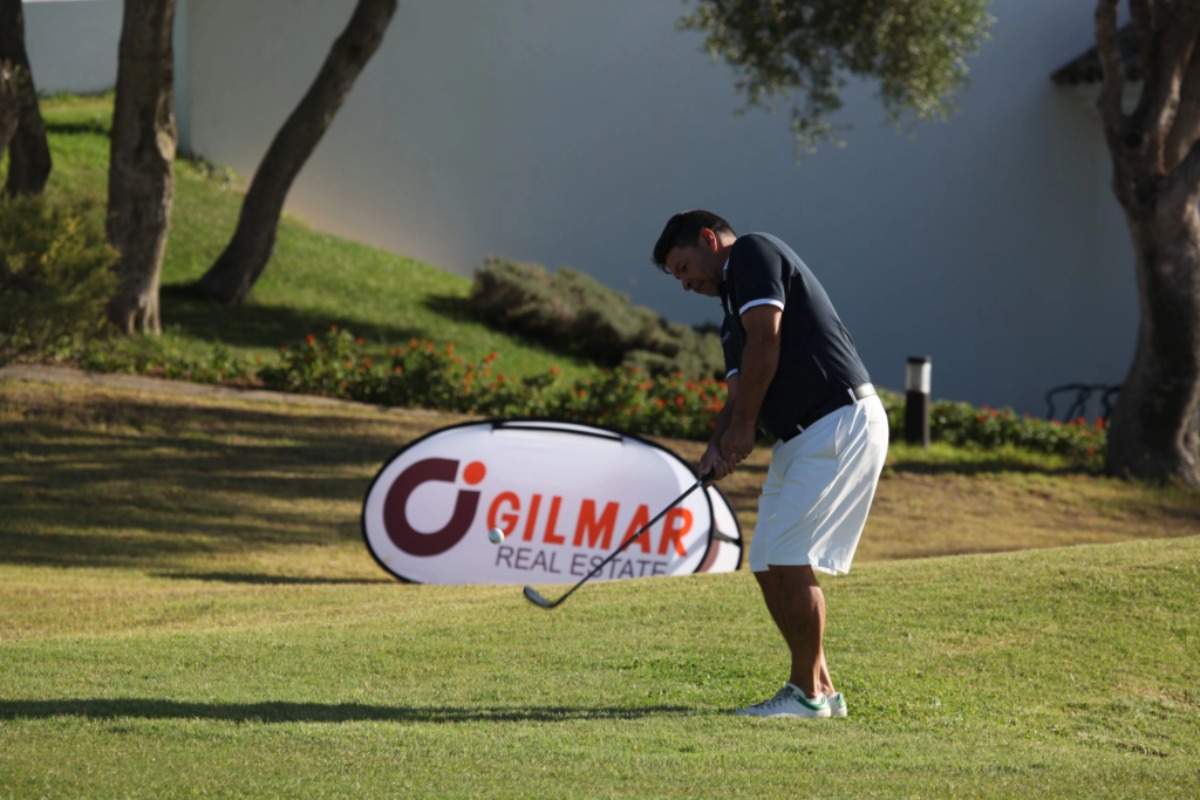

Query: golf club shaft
[[526, 470, 713, 609]]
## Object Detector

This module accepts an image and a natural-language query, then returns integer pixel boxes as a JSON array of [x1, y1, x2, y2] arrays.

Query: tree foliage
[[0, 194, 117, 362], [679, 0, 993, 157]]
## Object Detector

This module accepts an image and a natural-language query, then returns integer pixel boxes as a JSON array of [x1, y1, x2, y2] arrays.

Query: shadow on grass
[[159, 284, 423, 350], [0, 396, 425, 568], [0, 698, 700, 724]]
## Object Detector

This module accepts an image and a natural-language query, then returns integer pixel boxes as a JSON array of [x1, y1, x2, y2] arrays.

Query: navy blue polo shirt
[[719, 233, 870, 440]]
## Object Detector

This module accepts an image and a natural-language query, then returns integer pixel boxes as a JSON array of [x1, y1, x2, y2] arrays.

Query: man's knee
[[770, 563, 820, 589]]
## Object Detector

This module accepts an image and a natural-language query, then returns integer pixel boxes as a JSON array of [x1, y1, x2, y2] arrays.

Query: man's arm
[[700, 375, 739, 481], [719, 305, 781, 467]]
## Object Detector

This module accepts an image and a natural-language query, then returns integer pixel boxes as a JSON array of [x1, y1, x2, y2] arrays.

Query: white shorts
[[748, 394, 888, 575]]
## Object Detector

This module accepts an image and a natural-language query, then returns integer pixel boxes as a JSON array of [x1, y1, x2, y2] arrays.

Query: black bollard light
[[904, 356, 931, 447]]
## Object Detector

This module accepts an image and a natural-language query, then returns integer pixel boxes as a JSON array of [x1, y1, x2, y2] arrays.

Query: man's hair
[[651, 210, 736, 271]]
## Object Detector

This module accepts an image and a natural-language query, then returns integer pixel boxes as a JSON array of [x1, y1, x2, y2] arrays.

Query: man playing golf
[[652, 210, 888, 718]]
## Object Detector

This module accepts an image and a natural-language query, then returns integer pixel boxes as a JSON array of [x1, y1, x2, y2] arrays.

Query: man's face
[[663, 229, 723, 297]]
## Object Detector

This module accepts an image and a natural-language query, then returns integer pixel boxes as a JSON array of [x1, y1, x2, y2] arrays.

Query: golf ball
[[488, 527, 506, 545]]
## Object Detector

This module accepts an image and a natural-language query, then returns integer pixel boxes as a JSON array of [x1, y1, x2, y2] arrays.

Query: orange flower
[[306, 334, 316, 345]]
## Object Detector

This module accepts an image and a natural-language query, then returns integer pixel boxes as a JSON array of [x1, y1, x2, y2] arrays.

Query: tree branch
[[1131, 0, 1200, 153]]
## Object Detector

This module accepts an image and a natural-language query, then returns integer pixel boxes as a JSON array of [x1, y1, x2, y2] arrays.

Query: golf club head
[[523, 586, 554, 609]]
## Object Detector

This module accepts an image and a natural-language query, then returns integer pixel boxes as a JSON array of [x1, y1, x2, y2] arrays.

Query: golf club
[[523, 469, 715, 610]]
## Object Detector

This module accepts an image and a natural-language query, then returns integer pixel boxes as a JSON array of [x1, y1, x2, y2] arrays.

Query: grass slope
[[40, 94, 594, 380], [2, 376, 1199, 798]]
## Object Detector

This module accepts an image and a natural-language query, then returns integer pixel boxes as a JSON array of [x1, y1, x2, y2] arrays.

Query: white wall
[[22, 0, 120, 95], [180, 0, 1136, 415]]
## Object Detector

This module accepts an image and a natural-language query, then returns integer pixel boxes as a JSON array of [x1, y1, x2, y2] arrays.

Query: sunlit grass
[[37, 94, 595, 382]]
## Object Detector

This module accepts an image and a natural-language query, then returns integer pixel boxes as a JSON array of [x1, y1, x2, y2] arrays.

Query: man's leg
[[753, 565, 831, 699]]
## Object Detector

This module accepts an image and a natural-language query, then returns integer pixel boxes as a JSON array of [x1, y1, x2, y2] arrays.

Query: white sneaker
[[735, 684, 831, 718], [828, 692, 848, 718]]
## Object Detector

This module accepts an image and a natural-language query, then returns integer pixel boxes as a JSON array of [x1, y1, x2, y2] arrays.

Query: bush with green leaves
[[252, 327, 1105, 466], [0, 194, 117, 363], [72, 334, 258, 384], [69, 324, 1109, 469], [466, 257, 724, 379]]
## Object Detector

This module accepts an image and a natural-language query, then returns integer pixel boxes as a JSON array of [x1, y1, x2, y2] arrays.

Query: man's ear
[[700, 227, 717, 251]]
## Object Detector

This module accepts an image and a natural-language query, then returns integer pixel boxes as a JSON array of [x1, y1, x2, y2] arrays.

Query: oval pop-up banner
[[361, 420, 743, 584]]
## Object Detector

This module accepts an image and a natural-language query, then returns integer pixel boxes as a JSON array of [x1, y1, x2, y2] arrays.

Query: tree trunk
[[194, 0, 398, 305], [106, 0, 177, 335], [1095, 0, 1200, 486], [1106, 215, 1200, 485], [0, 0, 51, 196], [0, 61, 17, 155]]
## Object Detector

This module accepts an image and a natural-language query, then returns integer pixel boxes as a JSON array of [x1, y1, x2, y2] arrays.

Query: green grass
[[2, 518, 1197, 798], [4, 93, 1199, 797], [2, 378, 1199, 798], [38, 93, 595, 381]]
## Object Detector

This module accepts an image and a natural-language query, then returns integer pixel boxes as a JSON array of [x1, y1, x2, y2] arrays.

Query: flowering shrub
[[544, 368, 727, 440], [69, 325, 1110, 468], [926, 400, 1106, 469], [258, 326, 364, 396], [258, 327, 725, 440]]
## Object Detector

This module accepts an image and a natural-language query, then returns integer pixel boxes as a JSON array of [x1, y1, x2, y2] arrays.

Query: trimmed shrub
[[0, 194, 117, 363], [466, 257, 724, 379]]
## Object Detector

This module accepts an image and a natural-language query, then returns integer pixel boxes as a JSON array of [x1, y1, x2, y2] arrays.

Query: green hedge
[[63, 326, 1108, 468], [466, 257, 724, 379]]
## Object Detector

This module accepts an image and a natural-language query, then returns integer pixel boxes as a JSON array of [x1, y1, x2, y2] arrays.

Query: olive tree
[[193, 0, 398, 305], [1094, 0, 1200, 485], [0, 0, 51, 196], [679, 0, 994, 158], [106, 0, 177, 334], [684, 0, 1200, 485]]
